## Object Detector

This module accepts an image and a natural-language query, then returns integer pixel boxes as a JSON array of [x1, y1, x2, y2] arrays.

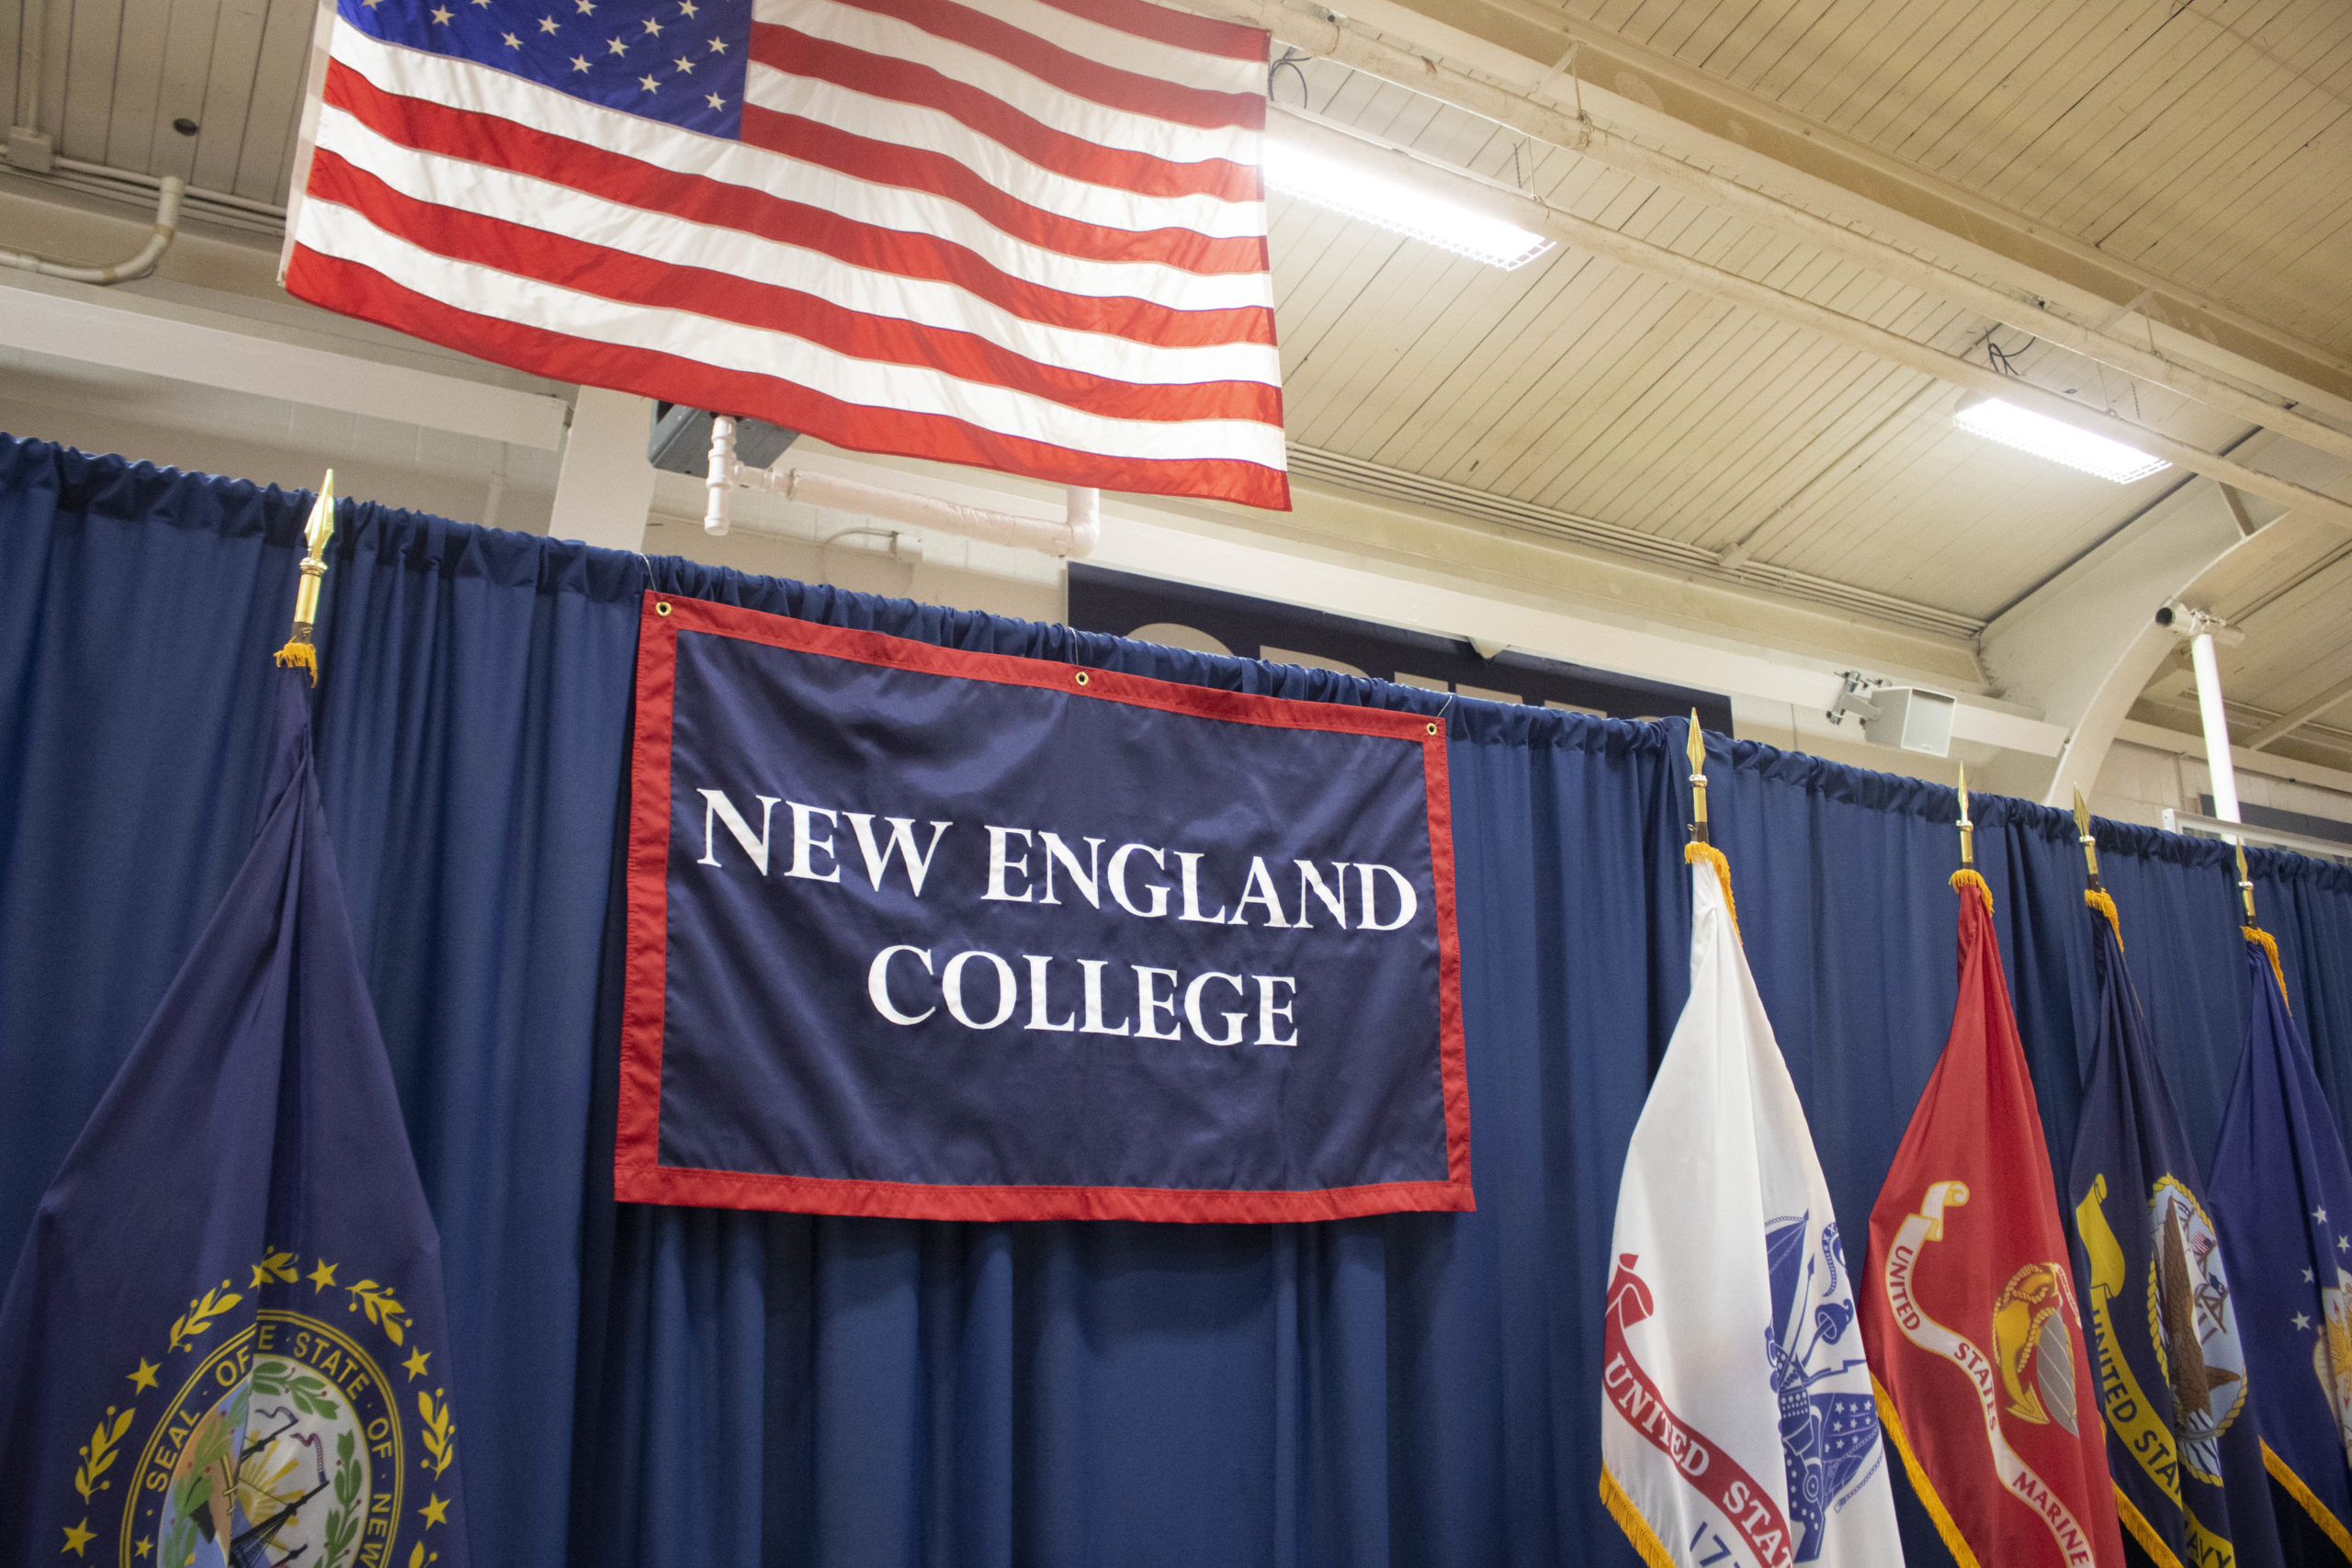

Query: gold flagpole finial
[[2236, 840, 2257, 923], [1956, 763, 1974, 869], [2073, 787, 2102, 889], [275, 469, 337, 684], [1686, 708, 1709, 846]]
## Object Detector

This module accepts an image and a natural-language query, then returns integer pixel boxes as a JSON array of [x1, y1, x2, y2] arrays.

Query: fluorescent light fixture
[[1261, 137, 1554, 271], [1952, 395, 2171, 484]]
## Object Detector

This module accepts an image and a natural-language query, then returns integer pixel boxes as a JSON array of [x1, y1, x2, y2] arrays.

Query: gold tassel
[[2266, 1440, 2352, 1561], [2244, 925, 2290, 1014], [1949, 868, 1993, 914], [1597, 1469, 1680, 1568], [2085, 886, 2124, 950], [1871, 1377, 1983, 1568], [1685, 840, 1738, 938], [273, 637, 318, 683]]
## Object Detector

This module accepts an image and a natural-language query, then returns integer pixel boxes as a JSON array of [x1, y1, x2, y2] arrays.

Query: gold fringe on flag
[[1685, 840, 1738, 939], [1950, 868, 1993, 913], [1597, 1468, 1679, 1568], [2113, 1484, 2187, 1568], [2085, 887, 2124, 949], [1871, 1376, 1982, 1568], [2265, 1440, 2352, 1561], [2243, 925, 2290, 1011]]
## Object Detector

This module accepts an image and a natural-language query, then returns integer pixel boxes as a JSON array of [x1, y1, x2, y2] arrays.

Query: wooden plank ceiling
[[4, 0, 2349, 741]]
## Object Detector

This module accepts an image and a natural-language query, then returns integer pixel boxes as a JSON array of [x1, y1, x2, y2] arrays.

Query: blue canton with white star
[[340, 0, 751, 139]]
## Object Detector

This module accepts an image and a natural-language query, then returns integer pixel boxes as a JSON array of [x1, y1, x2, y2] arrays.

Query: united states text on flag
[[287, 0, 1291, 509], [1600, 851, 1906, 1568]]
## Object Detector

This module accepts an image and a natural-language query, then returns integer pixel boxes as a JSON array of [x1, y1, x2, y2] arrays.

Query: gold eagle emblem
[[1993, 1262, 2080, 1435]]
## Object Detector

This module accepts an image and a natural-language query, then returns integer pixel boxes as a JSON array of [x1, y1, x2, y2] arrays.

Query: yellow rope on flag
[[2085, 887, 2123, 950], [2243, 925, 2290, 1014], [1597, 1468, 1679, 1568], [1685, 840, 1738, 938], [2266, 1440, 2352, 1561], [1871, 1376, 1982, 1568], [1949, 868, 1993, 914]]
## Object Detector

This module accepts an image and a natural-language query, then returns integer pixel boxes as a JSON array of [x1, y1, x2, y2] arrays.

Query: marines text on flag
[[1860, 871, 2124, 1568], [287, 0, 1291, 508]]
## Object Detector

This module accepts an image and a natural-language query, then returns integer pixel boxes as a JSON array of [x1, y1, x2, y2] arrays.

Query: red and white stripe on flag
[[286, 0, 1290, 509]]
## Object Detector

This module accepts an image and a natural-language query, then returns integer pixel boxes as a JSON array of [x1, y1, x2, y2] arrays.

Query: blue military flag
[[2211, 931, 2352, 1560], [0, 671, 468, 1568], [2068, 897, 2285, 1568]]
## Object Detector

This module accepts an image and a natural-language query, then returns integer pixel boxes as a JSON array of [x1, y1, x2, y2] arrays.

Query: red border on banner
[[614, 591, 1473, 1222]]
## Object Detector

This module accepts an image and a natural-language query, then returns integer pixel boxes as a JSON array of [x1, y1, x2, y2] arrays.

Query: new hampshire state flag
[[0, 671, 469, 1568], [1600, 853, 1905, 1568], [2067, 898, 2283, 1568], [2210, 931, 2352, 1560]]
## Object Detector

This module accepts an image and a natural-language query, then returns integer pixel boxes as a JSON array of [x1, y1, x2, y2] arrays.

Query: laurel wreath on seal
[[346, 1280, 413, 1346], [74, 1406, 136, 1502], [167, 1281, 244, 1352], [252, 1356, 342, 1421], [320, 1427, 364, 1568], [417, 1389, 457, 1480]]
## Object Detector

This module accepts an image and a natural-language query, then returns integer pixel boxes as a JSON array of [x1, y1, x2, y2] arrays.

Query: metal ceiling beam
[[1242, 0, 2352, 412], [1272, 110, 2352, 539], [1231, 3, 2352, 464], [2245, 675, 2352, 751]]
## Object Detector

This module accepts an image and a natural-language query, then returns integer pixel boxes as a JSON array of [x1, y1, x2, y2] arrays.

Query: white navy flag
[[1600, 860, 1905, 1568]]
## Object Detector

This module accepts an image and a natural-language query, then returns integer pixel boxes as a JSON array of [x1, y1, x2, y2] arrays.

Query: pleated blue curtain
[[6, 430, 2352, 1568]]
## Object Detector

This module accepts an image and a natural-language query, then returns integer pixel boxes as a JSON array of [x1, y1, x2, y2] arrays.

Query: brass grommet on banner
[[656, 601, 673, 616], [1074, 671, 1091, 686], [1426, 722, 1439, 735]]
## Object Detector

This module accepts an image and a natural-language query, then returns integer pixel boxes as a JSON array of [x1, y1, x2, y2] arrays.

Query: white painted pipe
[[704, 414, 735, 536], [2188, 624, 2242, 829], [701, 416, 1099, 557], [15, 0, 41, 138], [0, 175, 184, 284]]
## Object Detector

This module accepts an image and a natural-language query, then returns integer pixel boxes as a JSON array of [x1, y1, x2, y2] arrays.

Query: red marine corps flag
[[1860, 853, 2126, 1568]]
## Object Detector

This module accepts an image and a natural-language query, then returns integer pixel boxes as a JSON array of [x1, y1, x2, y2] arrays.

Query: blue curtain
[[6, 431, 2351, 1568]]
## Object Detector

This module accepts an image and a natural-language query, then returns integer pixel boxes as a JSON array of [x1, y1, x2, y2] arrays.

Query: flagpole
[[1683, 709, 1739, 934], [1949, 765, 1994, 911], [2075, 788, 2124, 944], [2235, 840, 2290, 1008], [1685, 708, 1709, 848], [274, 470, 336, 683], [2073, 788, 2102, 891], [1956, 764, 1973, 869]]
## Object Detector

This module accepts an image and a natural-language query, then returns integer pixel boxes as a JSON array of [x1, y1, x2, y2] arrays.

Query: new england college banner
[[616, 593, 1471, 1222]]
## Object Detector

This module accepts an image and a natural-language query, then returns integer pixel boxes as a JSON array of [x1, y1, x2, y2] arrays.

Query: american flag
[[287, 0, 1289, 509]]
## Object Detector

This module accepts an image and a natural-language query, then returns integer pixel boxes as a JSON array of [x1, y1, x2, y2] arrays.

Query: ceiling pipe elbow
[[0, 175, 183, 285]]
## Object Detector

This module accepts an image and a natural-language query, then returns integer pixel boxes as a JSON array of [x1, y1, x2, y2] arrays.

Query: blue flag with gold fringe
[[2068, 899, 2286, 1568], [0, 670, 468, 1568], [2211, 932, 2352, 1562]]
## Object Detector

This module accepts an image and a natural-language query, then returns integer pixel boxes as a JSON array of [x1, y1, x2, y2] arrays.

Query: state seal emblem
[[55, 1248, 458, 1568]]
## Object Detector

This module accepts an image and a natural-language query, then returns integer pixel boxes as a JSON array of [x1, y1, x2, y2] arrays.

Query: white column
[[548, 387, 659, 549], [2186, 618, 2242, 827]]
